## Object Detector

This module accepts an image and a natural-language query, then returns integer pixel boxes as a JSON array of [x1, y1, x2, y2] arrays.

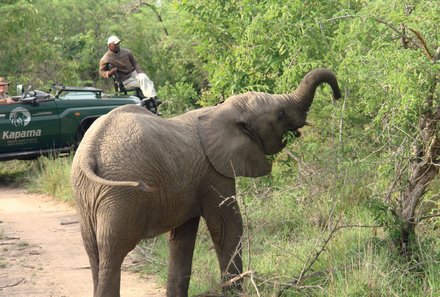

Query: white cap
[[107, 35, 121, 45]]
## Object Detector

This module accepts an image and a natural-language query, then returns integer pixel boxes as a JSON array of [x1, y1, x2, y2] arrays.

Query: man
[[0, 77, 14, 104], [99, 35, 157, 99]]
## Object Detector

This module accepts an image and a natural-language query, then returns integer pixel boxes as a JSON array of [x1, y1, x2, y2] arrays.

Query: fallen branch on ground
[[60, 221, 78, 225], [0, 278, 25, 289]]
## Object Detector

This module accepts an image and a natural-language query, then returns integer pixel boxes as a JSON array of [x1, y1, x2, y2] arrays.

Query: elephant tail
[[79, 159, 152, 192]]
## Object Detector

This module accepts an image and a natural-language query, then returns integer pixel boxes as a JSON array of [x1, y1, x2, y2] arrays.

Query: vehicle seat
[[112, 77, 144, 99]]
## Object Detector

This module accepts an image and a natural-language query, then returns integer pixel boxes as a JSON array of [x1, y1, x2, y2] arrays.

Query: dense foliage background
[[1, 0, 439, 296]]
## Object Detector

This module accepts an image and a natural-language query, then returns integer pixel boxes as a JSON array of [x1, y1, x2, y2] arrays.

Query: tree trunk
[[398, 82, 439, 256]]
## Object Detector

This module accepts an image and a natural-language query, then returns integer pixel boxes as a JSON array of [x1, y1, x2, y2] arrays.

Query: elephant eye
[[277, 110, 285, 121]]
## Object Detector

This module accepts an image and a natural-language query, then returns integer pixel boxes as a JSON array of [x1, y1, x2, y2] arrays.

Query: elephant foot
[[221, 273, 244, 296]]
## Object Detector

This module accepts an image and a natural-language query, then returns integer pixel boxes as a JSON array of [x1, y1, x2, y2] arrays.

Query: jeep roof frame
[[51, 84, 103, 98]]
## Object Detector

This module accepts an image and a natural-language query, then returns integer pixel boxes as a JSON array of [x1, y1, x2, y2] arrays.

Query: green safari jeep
[[0, 84, 143, 161]]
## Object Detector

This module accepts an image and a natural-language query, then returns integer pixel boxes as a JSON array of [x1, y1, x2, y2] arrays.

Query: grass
[[25, 155, 74, 203], [0, 150, 438, 296], [0, 160, 33, 185], [0, 155, 74, 203]]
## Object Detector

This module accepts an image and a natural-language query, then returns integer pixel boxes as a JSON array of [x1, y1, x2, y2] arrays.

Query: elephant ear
[[197, 103, 271, 178]]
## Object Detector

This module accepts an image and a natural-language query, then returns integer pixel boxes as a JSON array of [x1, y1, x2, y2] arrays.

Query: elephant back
[[74, 104, 211, 194]]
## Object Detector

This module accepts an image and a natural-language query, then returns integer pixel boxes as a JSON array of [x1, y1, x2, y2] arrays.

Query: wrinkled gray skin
[[71, 68, 341, 297]]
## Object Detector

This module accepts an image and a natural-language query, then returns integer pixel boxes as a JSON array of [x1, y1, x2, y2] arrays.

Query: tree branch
[[323, 15, 435, 62], [125, 0, 169, 36], [407, 28, 433, 60], [372, 17, 403, 36], [416, 213, 440, 223]]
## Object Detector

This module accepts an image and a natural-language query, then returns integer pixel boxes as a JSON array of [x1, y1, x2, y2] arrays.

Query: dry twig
[[277, 222, 382, 296], [0, 278, 25, 289]]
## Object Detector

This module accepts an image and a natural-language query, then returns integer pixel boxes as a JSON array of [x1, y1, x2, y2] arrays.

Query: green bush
[[157, 81, 199, 116]]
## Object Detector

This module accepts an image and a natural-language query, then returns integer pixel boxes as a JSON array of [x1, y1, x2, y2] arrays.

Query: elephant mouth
[[280, 129, 302, 148], [283, 129, 302, 140], [292, 130, 301, 138]]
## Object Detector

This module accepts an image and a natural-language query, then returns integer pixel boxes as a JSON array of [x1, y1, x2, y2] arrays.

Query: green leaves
[[178, 0, 347, 104]]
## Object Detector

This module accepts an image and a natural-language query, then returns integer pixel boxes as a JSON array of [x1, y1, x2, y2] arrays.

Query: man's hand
[[108, 67, 118, 76], [0, 97, 14, 104]]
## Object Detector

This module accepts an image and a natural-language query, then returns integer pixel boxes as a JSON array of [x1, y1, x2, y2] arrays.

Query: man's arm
[[99, 56, 117, 78], [0, 97, 14, 104]]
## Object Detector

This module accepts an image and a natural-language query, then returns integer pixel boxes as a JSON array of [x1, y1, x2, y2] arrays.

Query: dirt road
[[0, 186, 166, 297]]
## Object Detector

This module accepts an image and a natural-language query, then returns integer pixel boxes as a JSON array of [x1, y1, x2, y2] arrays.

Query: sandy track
[[0, 186, 165, 297]]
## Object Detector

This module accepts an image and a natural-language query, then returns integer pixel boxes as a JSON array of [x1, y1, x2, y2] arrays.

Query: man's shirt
[[99, 48, 143, 82]]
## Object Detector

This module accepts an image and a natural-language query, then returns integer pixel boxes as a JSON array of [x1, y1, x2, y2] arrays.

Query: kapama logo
[[10, 107, 31, 127]]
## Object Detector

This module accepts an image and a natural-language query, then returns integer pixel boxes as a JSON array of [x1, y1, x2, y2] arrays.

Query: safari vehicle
[[0, 84, 152, 161]]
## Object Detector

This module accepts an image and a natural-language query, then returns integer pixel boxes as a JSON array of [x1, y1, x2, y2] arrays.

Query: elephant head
[[197, 68, 342, 178]]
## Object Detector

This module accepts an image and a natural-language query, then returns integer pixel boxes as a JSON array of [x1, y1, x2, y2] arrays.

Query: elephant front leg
[[167, 216, 200, 297], [203, 198, 244, 293]]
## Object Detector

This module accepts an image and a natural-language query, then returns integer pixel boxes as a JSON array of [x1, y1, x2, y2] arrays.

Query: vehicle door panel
[[0, 100, 61, 154]]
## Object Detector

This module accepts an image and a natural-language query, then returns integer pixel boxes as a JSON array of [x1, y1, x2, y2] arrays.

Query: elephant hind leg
[[78, 214, 100, 296], [95, 228, 140, 297], [94, 197, 146, 297]]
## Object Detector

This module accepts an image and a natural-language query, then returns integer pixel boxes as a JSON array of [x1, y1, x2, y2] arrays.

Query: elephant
[[70, 67, 341, 297]]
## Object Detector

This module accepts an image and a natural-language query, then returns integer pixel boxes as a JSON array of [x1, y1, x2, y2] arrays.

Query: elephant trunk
[[291, 68, 342, 111]]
